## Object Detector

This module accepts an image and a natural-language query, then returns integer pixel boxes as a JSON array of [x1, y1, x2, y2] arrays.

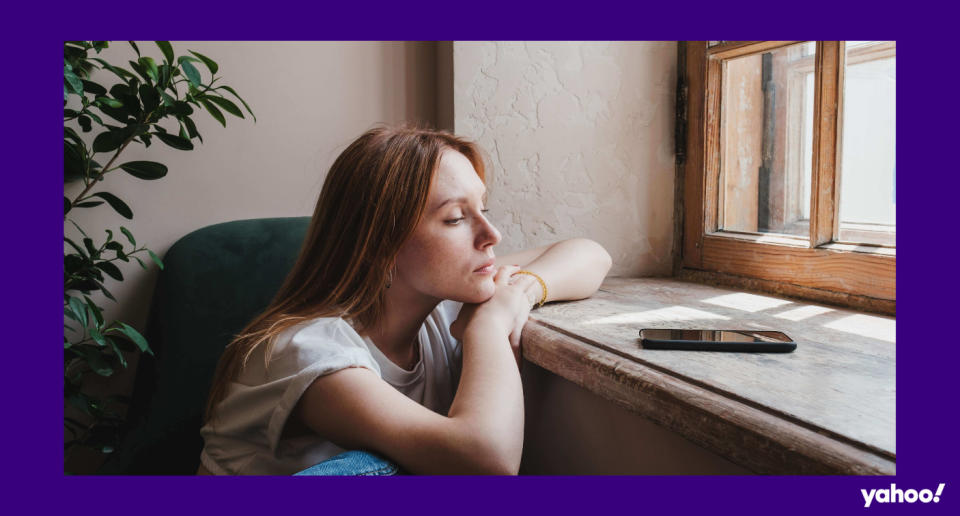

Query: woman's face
[[394, 149, 502, 304]]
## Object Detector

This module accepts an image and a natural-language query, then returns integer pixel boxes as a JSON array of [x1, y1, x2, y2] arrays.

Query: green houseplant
[[63, 41, 254, 472]]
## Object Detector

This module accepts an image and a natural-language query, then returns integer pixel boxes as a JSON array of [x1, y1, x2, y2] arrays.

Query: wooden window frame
[[679, 41, 895, 315]]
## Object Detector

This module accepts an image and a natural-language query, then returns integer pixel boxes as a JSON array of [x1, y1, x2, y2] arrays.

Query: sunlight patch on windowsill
[[702, 292, 794, 313], [823, 314, 896, 343], [773, 305, 835, 321]]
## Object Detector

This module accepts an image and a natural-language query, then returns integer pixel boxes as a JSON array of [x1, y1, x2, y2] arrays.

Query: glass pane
[[719, 42, 815, 238], [838, 41, 896, 247]]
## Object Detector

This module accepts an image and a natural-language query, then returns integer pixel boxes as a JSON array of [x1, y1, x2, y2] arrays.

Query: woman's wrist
[[463, 319, 511, 342], [512, 273, 543, 308], [523, 281, 541, 308]]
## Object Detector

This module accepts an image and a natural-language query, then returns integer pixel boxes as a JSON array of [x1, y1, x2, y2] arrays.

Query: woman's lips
[[473, 259, 496, 274]]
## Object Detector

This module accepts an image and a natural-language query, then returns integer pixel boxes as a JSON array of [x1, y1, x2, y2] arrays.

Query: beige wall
[[65, 41, 444, 332], [452, 41, 677, 276]]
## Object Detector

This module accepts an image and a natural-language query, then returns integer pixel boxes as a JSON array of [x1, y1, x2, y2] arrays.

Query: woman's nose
[[477, 217, 501, 249]]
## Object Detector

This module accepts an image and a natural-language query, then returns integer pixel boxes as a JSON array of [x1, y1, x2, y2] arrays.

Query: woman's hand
[[450, 265, 535, 366]]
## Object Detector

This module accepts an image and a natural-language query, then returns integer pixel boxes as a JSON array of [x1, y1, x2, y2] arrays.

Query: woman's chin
[[457, 278, 496, 304]]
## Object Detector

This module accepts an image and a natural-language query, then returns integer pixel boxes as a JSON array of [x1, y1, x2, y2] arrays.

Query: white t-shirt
[[199, 300, 464, 475]]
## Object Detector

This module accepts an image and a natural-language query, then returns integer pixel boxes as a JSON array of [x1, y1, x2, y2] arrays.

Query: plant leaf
[[139, 84, 160, 113], [92, 130, 125, 153], [153, 132, 194, 150], [118, 323, 152, 355], [128, 60, 151, 85], [68, 219, 88, 238], [155, 41, 174, 64], [97, 281, 117, 302], [88, 58, 137, 82], [109, 338, 128, 368], [188, 50, 219, 75], [81, 79, 107, 96], [96, 261, 123, 281], [206, 95, 244, 119], [64, 196, 72, 215], [66, 392, 93, 416], [105, 240, 124, 253], [128, 41, 140, 57], [139, 56, 159, 83], [88, 349, 114, 376], [169, 100, 194, 117], [181, 116, 202, 142], [64, 141, 85, 183], [84, 295, 104, 327], [64, 126, 84, 146], [120, 226, 135, 246], [89, 327, 108, 347], [95, 96, 123, 109], [64, 69, 84, 95], [86, 110, 103, 126], [90, 192, 133, 219], [158, 64, 171, 88], [75, 201, 104, 208], [64, 237, 86, 257], [179, 58, 201, 87], [198, 97, 225, 127], [118, 161, 168, 180], [68, 297, 88, 328], [217, 85, 256, 122], [83, 237, 97, 257], [146, 249, 164, 270]]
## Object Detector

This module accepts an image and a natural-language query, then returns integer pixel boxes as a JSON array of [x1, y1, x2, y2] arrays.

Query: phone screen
[[641, 329, 793, 343]]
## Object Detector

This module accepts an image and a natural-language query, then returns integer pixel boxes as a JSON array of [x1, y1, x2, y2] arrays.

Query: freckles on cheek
[[399, 234, 444, 278]]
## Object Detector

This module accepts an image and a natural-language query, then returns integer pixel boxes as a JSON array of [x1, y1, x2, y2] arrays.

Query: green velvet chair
[[100, 217, 311, 474]]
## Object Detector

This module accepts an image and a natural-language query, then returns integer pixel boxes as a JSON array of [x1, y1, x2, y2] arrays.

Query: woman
[[198, 125, 612, 475]]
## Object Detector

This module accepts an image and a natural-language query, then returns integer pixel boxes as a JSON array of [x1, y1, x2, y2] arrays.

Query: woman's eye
[[445, 209, 488, 225]]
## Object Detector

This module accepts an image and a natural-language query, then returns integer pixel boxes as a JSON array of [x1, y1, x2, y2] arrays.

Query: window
[[679, 42, 895, 314]]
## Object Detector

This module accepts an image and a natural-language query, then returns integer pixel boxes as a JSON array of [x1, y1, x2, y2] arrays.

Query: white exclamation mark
[[934, 483, 945, 503]]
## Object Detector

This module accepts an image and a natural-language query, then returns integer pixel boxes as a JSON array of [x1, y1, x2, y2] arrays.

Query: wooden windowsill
[[520, 277, 895, 475]]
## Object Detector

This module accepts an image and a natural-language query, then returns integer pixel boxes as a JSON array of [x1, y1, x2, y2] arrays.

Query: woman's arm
[[496, 238, 613, 306], [295, 267, 528, 475]]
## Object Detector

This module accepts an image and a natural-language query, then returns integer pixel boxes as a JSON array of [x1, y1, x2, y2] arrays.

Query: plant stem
[[69, 138, 134, 214], [67, 102, 161, 215]]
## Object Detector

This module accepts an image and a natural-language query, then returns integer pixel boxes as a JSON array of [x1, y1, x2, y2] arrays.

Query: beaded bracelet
[[513, 270, 547, 308]]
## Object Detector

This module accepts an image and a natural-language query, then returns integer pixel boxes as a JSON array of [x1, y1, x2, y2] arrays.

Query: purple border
[[25, 3, 956, 514]]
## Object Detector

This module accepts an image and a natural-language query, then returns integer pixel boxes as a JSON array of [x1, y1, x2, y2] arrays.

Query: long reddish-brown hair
[[204, 124, 486, 423]]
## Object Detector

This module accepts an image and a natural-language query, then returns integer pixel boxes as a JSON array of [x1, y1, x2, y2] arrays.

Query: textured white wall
[[453, 42, 677, 276]]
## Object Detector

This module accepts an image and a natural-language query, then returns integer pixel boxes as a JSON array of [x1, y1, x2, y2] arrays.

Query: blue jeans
[[294, 450, 403, 476]]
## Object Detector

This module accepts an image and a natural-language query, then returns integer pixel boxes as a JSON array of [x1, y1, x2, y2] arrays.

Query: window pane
[[838, 41, 896, 247], [719, 42, 814, 238]]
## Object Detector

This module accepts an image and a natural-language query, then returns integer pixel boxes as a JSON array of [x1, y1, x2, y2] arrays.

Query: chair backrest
[[100, 217, 310, 474]]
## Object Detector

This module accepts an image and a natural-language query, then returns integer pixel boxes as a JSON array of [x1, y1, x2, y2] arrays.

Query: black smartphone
[[639, 329, 796, 353]]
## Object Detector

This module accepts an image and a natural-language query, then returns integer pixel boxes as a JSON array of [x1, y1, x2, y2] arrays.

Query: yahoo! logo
[[862, 483, 946, 508]]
